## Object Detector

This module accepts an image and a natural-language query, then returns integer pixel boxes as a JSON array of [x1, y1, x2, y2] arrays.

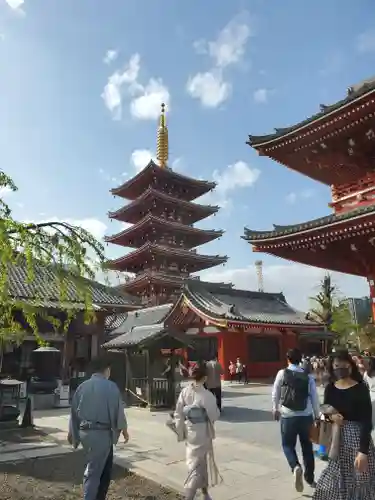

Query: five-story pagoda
[[106, 104, 227, 306]]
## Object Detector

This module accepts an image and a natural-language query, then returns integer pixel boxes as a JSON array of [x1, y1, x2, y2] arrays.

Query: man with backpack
[[271, 348, 320, 494]]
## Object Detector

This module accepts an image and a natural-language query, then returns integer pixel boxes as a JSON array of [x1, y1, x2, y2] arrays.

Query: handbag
[[309, 418, 333, 447]]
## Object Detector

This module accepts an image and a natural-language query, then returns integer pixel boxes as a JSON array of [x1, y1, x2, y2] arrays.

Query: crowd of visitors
[[272, 347, 375, 500]]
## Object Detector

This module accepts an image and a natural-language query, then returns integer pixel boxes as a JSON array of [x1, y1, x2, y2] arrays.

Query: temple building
[[105, 280, 326, 379], [243, 76, 375, 318], [105, 104, 227, 305]]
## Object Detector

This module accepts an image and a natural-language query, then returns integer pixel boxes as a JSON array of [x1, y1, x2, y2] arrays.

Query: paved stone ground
[[28, 383, 328, 500]]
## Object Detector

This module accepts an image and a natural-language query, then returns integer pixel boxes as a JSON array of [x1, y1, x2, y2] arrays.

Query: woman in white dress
[[173, 362, 221, 500]]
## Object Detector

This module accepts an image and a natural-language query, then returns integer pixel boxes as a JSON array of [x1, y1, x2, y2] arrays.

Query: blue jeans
[[280, 415, 315, 484]]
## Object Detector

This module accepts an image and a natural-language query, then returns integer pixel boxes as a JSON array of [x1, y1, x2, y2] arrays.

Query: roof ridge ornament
[[156, 103, 169, 169]]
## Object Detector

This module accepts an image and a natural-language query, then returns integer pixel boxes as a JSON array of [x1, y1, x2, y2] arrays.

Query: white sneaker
[[293, 465, 304, 492]]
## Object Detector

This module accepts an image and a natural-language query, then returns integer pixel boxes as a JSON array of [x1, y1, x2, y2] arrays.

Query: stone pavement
[[30, 384, 326, 500]]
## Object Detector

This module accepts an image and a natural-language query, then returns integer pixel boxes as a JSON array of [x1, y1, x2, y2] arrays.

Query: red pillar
[[219, 329, 246, 381]]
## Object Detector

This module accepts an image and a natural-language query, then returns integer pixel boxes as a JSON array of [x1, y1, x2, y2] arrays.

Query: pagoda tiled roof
[[108, 187, 219, 224], [111, 161, 216, 201], [179, 281, 321, 327], [106, 242, 228, 272], [248, 76, 375, 147], [7, 258, 141, 310], [120, 271, 185, 289], [105, 214, 223, 247], [243, 203, 375, 242]]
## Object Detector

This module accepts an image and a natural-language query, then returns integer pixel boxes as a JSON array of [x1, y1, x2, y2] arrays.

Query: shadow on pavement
[[222, 390, 260, 399], [220, 406, 273, 423]]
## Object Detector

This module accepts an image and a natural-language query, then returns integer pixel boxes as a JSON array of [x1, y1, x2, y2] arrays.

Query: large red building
[[105, 104, 227, 306], [243, 77, 375, 317]]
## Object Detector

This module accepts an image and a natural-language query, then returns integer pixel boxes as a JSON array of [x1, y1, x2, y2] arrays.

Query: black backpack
[[280, 369, 309, 411]]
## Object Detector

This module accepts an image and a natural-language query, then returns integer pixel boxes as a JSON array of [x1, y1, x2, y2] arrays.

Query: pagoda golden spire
[[156, 103, 169, 168]]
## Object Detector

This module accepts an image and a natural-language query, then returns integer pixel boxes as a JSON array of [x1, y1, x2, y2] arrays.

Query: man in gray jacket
[[68, 356, 129, 500]]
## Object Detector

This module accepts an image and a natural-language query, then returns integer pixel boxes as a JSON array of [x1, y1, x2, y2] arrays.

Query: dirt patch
[[0, 450, 181, 500]]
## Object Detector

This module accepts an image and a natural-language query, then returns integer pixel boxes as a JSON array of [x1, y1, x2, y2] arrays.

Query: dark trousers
[[280, 415, 314, 484], [209, 386, 222, 411], [96, 446, 113, 500]]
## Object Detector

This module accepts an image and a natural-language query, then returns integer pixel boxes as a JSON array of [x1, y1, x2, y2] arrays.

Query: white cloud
[[357, 31, 375, 53], [253, 88, 268, 104], [5, 0, 24, 10], [130, 149, 183, 173], [208, 19, 251, 68], [102, 53, 170, 121], [186, 71, 231, 108], [199, 160, 260, 209], [0, 186, 13, 198], [200, 262, 369, 312], [103, 49, 118, 65], [29, 217, 108, 241], [286, 189, 314, 204], [73, 218, 107, 240], [130, 78, 170, 120], [188, 15, 251, 108], [101, 53, 141, 120], [131, 149, 154, 173]]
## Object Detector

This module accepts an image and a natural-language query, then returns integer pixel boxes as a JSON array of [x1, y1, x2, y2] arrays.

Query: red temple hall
[[105, 104, 227, 306], [243, 77, 375, 318]]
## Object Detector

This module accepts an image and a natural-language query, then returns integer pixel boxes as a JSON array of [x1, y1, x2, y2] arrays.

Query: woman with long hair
[[313, 349, 375, 500]]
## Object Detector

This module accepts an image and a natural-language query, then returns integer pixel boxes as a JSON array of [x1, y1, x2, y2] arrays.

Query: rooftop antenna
[[156, 103, 168, 168], [255, 260, 264, 293]]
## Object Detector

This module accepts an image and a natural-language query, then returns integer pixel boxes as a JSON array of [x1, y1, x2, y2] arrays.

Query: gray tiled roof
[[103, 324, 166, 348], [107, 303, 174, 336], [243, 203, 375, 242], [183, 281, 321, 327], [7, 259, 140, 309]]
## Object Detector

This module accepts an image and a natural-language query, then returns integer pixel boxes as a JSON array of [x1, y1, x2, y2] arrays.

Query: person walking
[[235, 357, 244, 383], [313, 349, 375, 500], [272, 348, 320, 493], [206, 354, 224, 412], [173, 362, 221, 500], [68, 356, 129, 500]]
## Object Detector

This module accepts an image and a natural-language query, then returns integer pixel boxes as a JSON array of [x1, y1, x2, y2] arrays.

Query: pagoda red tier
[[108, 187, 219, 225], [106, 104, 227, 305], [106, 214, 223, 249], [244, 77, 375, 319]]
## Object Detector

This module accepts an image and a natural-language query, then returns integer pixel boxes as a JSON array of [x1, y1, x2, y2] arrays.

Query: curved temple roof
[[105, 214, 223, 248], [243, 203, 375, 242], [108, 187, 219, 224], [106, 242, 228, 272], [248, 76, 375, 147], [167, 281, 322, 328], [111, 160, 216, 201]]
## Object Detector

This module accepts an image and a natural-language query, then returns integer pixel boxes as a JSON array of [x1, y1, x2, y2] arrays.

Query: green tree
[[309, 273, 354, 345], [0, 170, 105, 344]]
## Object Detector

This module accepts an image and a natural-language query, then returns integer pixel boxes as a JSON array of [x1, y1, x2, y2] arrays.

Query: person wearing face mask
[[313, 349, 375, 500]]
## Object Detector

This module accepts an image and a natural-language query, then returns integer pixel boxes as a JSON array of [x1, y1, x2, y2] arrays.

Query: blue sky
[[1, 0, 375, 309]]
